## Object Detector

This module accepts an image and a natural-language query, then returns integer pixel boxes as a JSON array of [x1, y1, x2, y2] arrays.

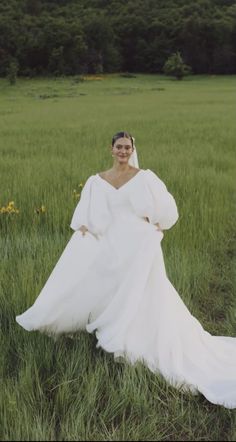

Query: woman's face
[[111, 137, 134, 164]]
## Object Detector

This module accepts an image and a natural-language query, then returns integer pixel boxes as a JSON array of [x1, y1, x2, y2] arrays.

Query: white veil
[[128, 136, 139, 168]]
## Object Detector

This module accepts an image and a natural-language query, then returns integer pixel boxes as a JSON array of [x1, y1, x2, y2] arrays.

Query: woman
[[16, 131, 236, 409]]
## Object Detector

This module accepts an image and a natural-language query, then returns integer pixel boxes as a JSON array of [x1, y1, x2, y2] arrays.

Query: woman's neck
[[111, 163, 132, 174]]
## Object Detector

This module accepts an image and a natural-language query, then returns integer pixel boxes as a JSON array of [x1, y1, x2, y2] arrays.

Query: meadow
[[0, 73, 235, 441]]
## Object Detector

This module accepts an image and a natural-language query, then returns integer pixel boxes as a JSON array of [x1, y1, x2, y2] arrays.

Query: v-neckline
[[96, 169, 144, 191]]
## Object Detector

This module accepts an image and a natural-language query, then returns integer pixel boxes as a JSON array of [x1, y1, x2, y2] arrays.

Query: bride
[[16, 131, 236, 409]]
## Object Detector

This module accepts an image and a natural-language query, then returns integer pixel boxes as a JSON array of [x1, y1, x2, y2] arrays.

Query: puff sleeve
[[70, 175, 112, 236], [145, 169, 179, 230], [130, 169, 179, 230]]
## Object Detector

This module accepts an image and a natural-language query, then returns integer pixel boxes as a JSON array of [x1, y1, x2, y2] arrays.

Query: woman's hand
[[78, 225, 89, 236], [145, 218, 163, 233], [155, 222, 163, 232]]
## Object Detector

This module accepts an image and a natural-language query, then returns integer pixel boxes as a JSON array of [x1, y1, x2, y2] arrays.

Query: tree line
[[0, 0, 235, 77]]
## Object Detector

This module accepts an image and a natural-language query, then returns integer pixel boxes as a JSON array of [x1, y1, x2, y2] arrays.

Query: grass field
[[0, 74, 235, 441]]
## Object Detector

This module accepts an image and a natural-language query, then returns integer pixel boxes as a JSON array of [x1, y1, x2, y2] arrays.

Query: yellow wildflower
[[0, 201, 19, 215], [83, 75, 103, 81], [35, 205, 46, 214], [73, 187, 82, 199]]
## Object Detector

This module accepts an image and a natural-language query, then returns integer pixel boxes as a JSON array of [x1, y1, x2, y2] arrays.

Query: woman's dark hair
[[112, 131, 133, 148]]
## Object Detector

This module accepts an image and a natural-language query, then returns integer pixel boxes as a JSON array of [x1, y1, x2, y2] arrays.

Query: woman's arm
[[145, 170, 178, 230]]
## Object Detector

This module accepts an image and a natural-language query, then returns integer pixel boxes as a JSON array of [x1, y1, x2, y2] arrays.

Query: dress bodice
[[96, 170, 145, 222], [70, 169, 179, 236], [107, 190, 133, 217]]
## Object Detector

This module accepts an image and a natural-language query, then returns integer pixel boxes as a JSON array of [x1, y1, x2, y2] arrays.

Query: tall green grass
[[0, 74, 235, 440]]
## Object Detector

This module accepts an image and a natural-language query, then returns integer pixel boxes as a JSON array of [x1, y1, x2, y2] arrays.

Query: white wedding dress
[[16, 169, 236, 409]]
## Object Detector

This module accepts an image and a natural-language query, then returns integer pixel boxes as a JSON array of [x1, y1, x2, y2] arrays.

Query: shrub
[[163, 52, 192, 80]]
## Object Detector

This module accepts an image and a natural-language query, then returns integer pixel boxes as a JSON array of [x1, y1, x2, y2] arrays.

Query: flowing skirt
[[16, 214, 236, 409]]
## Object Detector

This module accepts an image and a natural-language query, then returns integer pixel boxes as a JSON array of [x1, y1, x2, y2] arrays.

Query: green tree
[[48, 46, 65, 75], [163, 51, 192, 80], [6, 59, 19, 84], [0, 0, 235, 76]]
